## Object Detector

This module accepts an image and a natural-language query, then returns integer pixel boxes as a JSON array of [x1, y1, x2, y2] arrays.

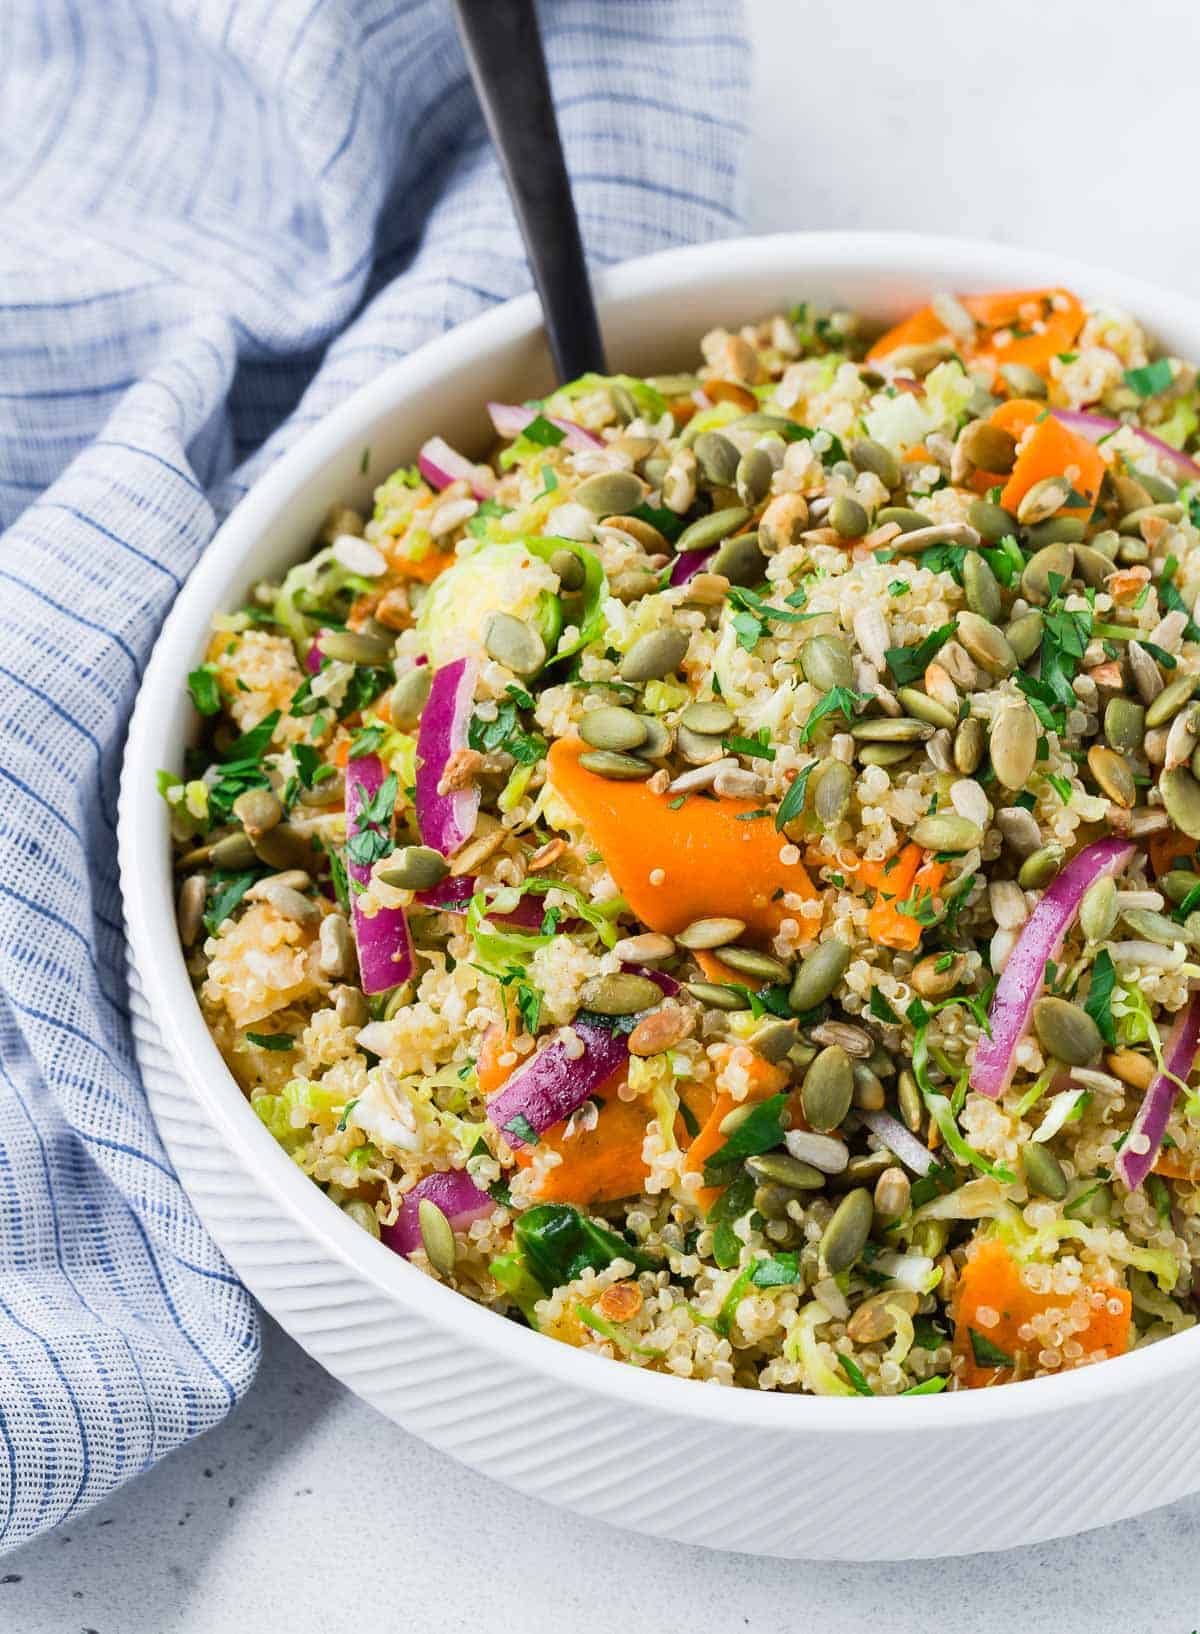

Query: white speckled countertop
[[10, 3, 1200, 1627]]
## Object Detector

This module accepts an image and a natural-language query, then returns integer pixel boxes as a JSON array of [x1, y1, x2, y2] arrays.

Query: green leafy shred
[[1124, 358, 1173, 397], [186, 663, 221, 716], [1084, 948, 1117, 1047], [797, 686, 869, 745], [968, 1328, 1014, 1369], [836, 1353, 874, 1396], [884, 621, 957, 687], [703, 1094, 788, 1184], [775, 760, 817, 830], [244, 1031, 294, 1051]]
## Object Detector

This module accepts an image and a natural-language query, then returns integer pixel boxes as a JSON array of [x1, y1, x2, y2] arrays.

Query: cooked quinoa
[[164, 286, 1200, 1395]]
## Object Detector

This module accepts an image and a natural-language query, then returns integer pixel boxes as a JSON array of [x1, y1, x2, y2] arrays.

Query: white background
[[9, 2, 1200, 1628]]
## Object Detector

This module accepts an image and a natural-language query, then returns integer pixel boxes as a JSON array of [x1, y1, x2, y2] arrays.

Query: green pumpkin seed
[[694, 430, 741, 487], [318, 629, 395, 666], [1017, 475, 1072, 526], [1024, 516, 1088, 548], [681, 700, 735, 735], [812, 760, 853, 827], [1020, 541, 1075, 606], [1122, 907, 1184, 946], [910, 950, 966, 999], [1079, 875, 1118, 943], [725, 412, 804, 440], [714, 944, 792, 982], [953, 715, 985, 775], [1023, 1143, 1068, 1201], [898, 1068, 923, 1133], [417, 1199, 458, 1278], [378, 845, 450, 891], [580, 705, 649, 752], [1017, 843, 1064, 889], [958, 419, 1017, 473], [390, 665, 433, 728], [955, 611, 1017, 676], [858, 743, 915, 766], [1161, 869, 1200, 906], [635, 716, 672, 759], [573, 469, 646, 518], [1105, 698, 1146, 755], [801, 633, 854, 693], [802, 1045, 854, 1132], [1071, 543, 1115, 586], [484, 612, 546, 676], [581, 972, 664, 1016], [836, 1151, 894, 1189], [1117, 538, 1150, 565], [746, 1151, 824, 1189], [611, 567, 664, 605], [819, 1188, 874, 1275], [233, 786, 283, 836], [849, 716, 933, 743], [967, 498, 1019, 543], [209, 831, 258, 870], [711, 530, 767, 587], [678, 916, 748, 950], [787, 937, 850, 1012], [550, 548, 586, 592], [1005, 610, 1044, 663], [1089, 529, 1121, 562], [676, 724, 726, 765], [1144, 675, 1199, 729], [673, 506, 751, 556], [909, 813, 983, 852], [876, 505, 934, 533], [578, 749, 654, 781], [989, 702, 1038, 791], [848, 437, 900, 489], [1087, 744, 1135, 808], [735, 446, 773, 506], [747, 1019, 799, 1063], [1134, 469, 1179, 503], [620, 627, 690, 682], [829, 494, 869, 539], [1119, 501, 1185, 535], [1000, 361, 1048, 398], [894, 686, 955, 732], [754, 1181, 802, 1221], [962, 551, 1002, 621], [1032, 996, 1102, 1066], [684, 980, 750, 1012]]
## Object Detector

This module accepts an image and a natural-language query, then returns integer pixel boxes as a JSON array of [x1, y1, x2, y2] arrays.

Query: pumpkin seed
[[1079, 876, 1118, 943], [676, 724, 727, 765], [788, 937, 850, 1012], [1089, 528, 1121, 561], [678, 916, 748, 950], [580, 705, 648, 752], [812, 760, 853, 826], [692, 430, 739, 487], [605, 514, 670, 554], [747, 1019, 799, 1063], [1145, 675, 1198, 729], [851, 1062, 887, 1111], [876, 505, 933, 533], [1005, 610, 1044, 663], [758, 492, 810, 552], [910, 951, 966, 999], [802, 1045, 853, 1133], [1032, 996, 1103, 1065], [746, 1151, 824, 1189], [897, 1068, 923, 1133], [634, 716, 672, 759], [953, 715, 985, 775], [834, 1150, 895, 1189], [378, 845, 451, 890], [1020, 541, 1075, 606], [897, 687, 958, 731], [318, 913, 355, 979], [581, 972, 664, 1016], [1105, 698, 1145, 754], [909, 812, 983, 852], [785, 1129, 850, 1175], [1122, 907, 1184, 946], [1117, 538, 1150, 565], [958, 419, 1017, 473], [681, 700, 735, 735], [684, 980, 750, 1011], [1128, 642, 1165, 706], [1024, 516, 1088, 548], [318, 629, 395, 666], [829, 494, 869, 539], [1087, 744, 1135, 808], [1071, 543, 1114, 586], [819, 1188, 874, 1275], [574, 469, 645, 517], [711, 530, 767, 586], [673, 506, 750, 556], [1000, 361, 1048, 398], [873, 1166, 912, 1219], [209, 832, 258, 870], [1017, 843, 1064, 888], [1017, 475, 1072, 526], [177, 874, 207, 948], [753, 1182, 802, 1221], [1162, 869, 1200, 905], [578, 749, 654, 781], [889, 522, 983, 555], [484, 612, 546, 676], [713, 944, 792, 982], [848, 437, 901, 488], [801, 633, 854, 693], [849, 716, 933, 743], [620, 627, 690, 682], [1119, 501, 1185, 535], [390, 665, 433, 727], [332, 985, 369, 1028], [962, 551, 1001, 621], [989, 702, 1038, 791], [967, 498, 1019, 543], [956, 611, 1017, 676], [735, 446, 773, 506], [417, 1199, 457, 1279], [1023, 1143, 1068, 1201], [550, 548, 586, 591], [233, 786, 283, 837], [1106, 1048, 1156, 1090], [858, 743, 916, 767], [1136, 470, 1179, 503]]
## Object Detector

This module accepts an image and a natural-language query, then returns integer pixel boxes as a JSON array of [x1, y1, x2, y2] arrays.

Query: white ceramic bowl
[[119, 232, 1200, 1559]]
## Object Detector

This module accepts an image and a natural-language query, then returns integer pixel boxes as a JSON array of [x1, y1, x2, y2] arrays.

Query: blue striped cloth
[[0, 0, 748, 1551]]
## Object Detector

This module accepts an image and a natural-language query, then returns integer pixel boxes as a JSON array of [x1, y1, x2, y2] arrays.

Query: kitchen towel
[[0, 0, 748, 1551]]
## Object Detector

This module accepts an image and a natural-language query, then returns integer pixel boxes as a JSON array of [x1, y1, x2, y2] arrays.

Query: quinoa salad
[[162, 286, 1200, 1396]]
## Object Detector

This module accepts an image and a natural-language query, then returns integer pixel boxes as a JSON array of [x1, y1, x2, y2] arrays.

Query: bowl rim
[[120, 228, 1200, 1433]]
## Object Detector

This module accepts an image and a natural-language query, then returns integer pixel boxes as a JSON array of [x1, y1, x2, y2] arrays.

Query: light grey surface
[[11, 2, 1200, 1627]]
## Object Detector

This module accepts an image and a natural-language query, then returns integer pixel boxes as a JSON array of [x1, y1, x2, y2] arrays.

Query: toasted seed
[[1072, 543, 1114, 587], [634, 716, 672, 759], [1025, 516, 1088, 548], [1004, 611, 1044, 665], [1119, 501, 1185, 535], [858, 743, 915, 767], [753, 1181, 801, 1221], [713, 944, 791, 981], [848, 437, 900, 488], [835, 1150, 895, 1189], [318, 629, 394, 666], [801, 633, 854, 693], [1106, 1049, 1156, 1090], [233, 786, 283, 837], [378, 845, 450, 891], [208, 831, 258, 870], [484, 611, 546, 676], [1017, 843, 1064, 888], [820, 1187, 874, 1275], [330, 984, 368, 1028], [1089, 528, 1121, 562], [876, 505, 933, 533], [874, 1166, 912, 1220], [1162, 869, 1200, 905], [785, 1129, 850, 1175], [788, 937, 850, 1012], [579, 748, 655, 782], [1000, 361, 1048, 397], [1128, 642, 1165, 707], [681, 700, 735, 736], [417, 1199, 457, 1279], [177, 874, 207, 948], [620, 627, 689, 682], [678, 915, 748, 950], [673, 506, 751, 557], [628, 1005, 691, 1057], [1023, 1143, 1068, 1201], [693, 430, 741, 487], [549, 547, 586, 592], [962, 551, 1002, 621], [910, 812, 983, 852], [1080, 876, 1118, 943], [1117, 538, 1150, 565], [574, 470, 646, 517], [956, 611, 1017, 676], [318, 913, 355, 978], [810, 1020, 876, 1059], [580, 705, 649, 752], [1122, 907, 1185, 945], [1145, 674, 1199, 729], [812, 760, 853, 827], [734, 446, 774, 507], [676, 724, 728, 765], [958, 419, 1017, 474], [1020, 541, 1075, 606], [758, 492, 810, 552], [802, 1045, 853, 1133], [895, 1068, 923, 1134], [612, 932, 675, 965], [390, 665, 433, 728], [897, 687, 958, 731], [1087, 744, 1135, 808], [953, 715, 985, 775], [890, 521, 983, 555], [613, 565, 666, 605], [684, 980, 750, 1011], [1017, 475, 1072, 526], [1033, 996, 1103, 1065], [1105, 698, 1146, 755], [746, 1151, 824, 1189], [967, 498, 1019, 543], [829, 494, 869, 539], [581, 972, 664, 1016], [747, 1019, 799, 1063], [251, 878, 319, 926], [911, 951, 966, 999], [849, 716, 933, 743], [989, 702, 1038, 791], [709, 531, 767, 587]]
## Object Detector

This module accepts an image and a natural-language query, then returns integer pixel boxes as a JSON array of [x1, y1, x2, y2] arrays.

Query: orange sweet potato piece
[[686, 1049, 789, 1214], [477, 1018, 518, 1096], [1000, 413, 1106, 521], [867, 289, 1084, 381], [856, 844, 947, 952], [1148, 827, 1198, 878]]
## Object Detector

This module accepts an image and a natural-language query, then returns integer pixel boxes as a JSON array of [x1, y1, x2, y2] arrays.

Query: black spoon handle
[[451, 0, 607, 382]]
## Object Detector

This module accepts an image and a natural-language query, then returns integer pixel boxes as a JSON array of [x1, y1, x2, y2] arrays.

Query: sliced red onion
[[970, 838, 1136, 1100], [304, 631, 328, 675], [1114, 989, 1200, 1191], [414, 656, 479, 856], [381, 1169, 495, 1257], [1051, 410, 1200, 484], [344, 753, 413, 995], [859, 1109, 936, 1176], [414, 875, 579, 931], [485, 401, 603, 452], [670, 549, 714, 586], [417, 435, 493, 499]]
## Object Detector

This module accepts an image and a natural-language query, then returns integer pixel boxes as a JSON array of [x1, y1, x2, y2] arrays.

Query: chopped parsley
[[186, 663, 221, 716], [968, 1329, 1014, 1370], [884, 621, 957, 687], [775, 760, 816, 830], [348, 723, 388, 759], [202, 871, 258, 936], [469, 686, 548, 765], [837, 1353, 874, 1396], [503, 1112, 540, 1147], [1084, 947, 1117, 1047], [750, 1253, 802, 1288], [345, 771, 397, 868], [1124, 358, 1173, 398], [702, 1093, 788, 1185], [725, 728, 775, 761], [245, 1031, 294, 1051], [729, 586, 816, 652], [797, 686, 869, 745]]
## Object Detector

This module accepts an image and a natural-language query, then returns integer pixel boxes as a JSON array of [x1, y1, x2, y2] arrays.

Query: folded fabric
[[0, 0, 748, 1552]]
